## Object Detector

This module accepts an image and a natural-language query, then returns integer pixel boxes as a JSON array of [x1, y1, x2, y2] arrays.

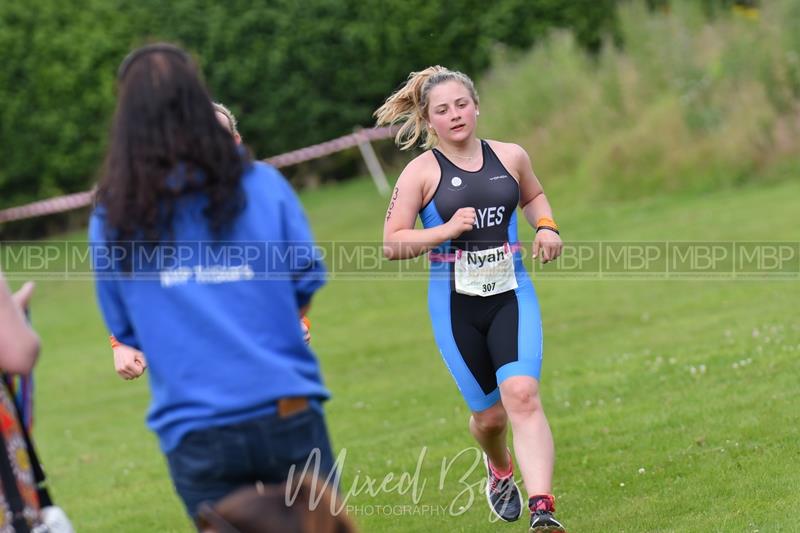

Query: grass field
[[13, 176, 800, 532]]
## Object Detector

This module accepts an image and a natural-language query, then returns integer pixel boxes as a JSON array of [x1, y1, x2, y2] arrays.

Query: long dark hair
[[97, 43, 248, 244]]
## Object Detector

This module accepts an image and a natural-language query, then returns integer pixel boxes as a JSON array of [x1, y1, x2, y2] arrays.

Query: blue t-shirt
[[89, 162, 328, 453]]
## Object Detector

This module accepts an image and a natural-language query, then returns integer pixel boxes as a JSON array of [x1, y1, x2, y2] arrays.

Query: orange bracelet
[[301, 316, 311, 331], [109, 335, 121, 349], [536, 217, 559, 231]]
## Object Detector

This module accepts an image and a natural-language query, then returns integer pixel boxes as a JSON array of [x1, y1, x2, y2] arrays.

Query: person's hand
[[12, 282, 35, 313], [533, 229, 563, 264], [114, 343, 147, 380], [301, 317, 311, 345], [443, 207, 476, 240]]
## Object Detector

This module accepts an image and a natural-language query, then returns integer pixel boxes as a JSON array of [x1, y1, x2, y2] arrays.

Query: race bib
[[454, 243, 518, 297]]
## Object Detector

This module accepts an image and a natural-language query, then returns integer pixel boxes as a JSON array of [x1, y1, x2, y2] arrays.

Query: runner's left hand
[[533, 230, 563, 264]]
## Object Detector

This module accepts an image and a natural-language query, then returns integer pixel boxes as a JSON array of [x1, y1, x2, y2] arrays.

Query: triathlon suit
[[420, 140, 543, 412]]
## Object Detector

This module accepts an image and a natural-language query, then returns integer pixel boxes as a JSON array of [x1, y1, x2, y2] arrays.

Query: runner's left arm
[[515, 146, 563, 263]]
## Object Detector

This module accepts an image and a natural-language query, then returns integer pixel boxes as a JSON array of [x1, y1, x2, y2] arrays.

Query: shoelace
[[529, 494, 556, 513], [489, 475, 514, 501]]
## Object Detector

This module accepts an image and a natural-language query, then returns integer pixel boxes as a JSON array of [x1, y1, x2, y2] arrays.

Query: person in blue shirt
[[89, 43, 334, 524], [109, 102, 311, 380]]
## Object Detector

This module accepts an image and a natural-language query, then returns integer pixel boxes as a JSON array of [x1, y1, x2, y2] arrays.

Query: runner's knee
[[500, 379, 541, 416], [472, 406, 507, 434]]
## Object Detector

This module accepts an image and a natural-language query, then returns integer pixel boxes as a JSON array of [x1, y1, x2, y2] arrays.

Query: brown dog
[[197, 476, 356, 533]]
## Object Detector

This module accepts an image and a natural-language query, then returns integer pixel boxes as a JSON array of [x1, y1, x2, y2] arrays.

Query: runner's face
[[427, 80, 478, 144]]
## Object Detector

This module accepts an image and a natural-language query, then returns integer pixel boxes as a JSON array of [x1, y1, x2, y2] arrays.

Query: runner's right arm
[[383, 157, 475, 260]]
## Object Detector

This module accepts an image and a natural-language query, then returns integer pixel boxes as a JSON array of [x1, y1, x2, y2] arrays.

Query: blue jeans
[[165, 405, 336, 521]]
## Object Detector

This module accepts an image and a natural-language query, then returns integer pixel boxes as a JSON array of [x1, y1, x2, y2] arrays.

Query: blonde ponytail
[[374, 66, 479, 151]]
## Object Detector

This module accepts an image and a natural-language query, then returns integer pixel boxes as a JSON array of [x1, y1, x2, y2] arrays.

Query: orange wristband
[[109, 335, 121, 349], [535, 217, 558, 231], [301, 316, 311, 331]]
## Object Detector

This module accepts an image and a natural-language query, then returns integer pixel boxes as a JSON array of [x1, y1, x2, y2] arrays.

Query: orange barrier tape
[[0, 126, 397, 224]]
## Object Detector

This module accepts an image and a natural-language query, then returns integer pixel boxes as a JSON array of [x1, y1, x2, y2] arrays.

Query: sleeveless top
[[420, 140, 520, 253]]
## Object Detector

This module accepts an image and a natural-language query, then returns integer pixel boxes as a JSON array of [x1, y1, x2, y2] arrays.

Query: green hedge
[[477, 0, 799, 202], [0, 0, 617, 210]]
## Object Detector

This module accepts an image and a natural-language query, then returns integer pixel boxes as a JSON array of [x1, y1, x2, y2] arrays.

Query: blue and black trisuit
[[420, 140, 543, 412]]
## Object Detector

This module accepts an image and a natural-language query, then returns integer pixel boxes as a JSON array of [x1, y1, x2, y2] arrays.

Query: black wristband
[[536, 225, 560, 235]]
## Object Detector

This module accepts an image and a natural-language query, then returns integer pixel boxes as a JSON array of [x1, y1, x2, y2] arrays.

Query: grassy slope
[[22, 177, 800, 532]]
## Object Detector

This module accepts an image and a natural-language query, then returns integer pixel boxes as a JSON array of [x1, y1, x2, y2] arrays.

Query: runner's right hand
[[443, 207, 476, 240]]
